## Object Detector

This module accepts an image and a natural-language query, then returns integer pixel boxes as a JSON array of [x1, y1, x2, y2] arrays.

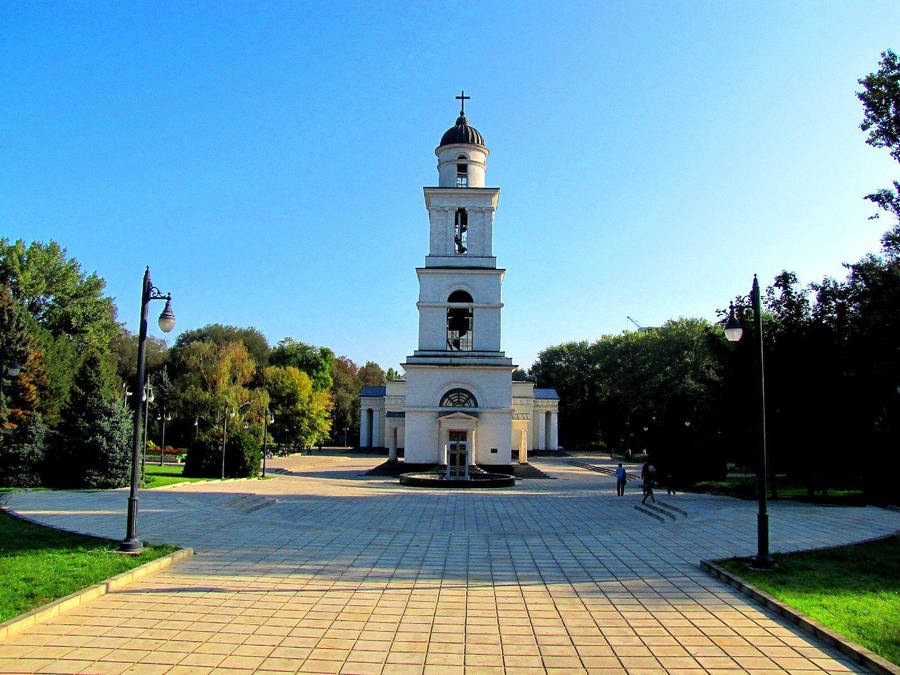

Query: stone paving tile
[[4, 452, 898, 674]]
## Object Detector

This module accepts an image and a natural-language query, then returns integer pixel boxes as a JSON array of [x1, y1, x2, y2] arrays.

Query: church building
[[359, 95, 559, 468]]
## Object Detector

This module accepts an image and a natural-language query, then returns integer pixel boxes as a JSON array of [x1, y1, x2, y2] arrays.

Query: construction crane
[[627, 316, 657, 333]]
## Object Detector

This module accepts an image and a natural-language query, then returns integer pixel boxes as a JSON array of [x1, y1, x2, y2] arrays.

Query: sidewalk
[[2, 452, 897, 674]]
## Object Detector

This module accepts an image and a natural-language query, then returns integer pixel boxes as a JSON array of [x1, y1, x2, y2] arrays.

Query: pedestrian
[[615, 463, 627, 496], [664, 469, 676, 495], [641, 461, 656, 504]]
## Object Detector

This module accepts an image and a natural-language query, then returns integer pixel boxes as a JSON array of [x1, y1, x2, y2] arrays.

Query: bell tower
[[402, 92, 514, 466]]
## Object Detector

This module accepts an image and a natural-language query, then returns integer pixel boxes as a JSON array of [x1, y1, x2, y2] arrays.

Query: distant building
[[359, 97, 559, 467]]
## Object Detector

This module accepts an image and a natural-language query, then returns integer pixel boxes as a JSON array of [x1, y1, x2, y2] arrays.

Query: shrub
[[184, 429, 260, 479], [0, 413, 48, 487]]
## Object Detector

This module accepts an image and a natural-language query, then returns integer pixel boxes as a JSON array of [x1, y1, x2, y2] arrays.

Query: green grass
[[0, 510, 176, 623], [142, 464, 216, 488], [690, 476, 866, 505], [716, 535, 900, 665]]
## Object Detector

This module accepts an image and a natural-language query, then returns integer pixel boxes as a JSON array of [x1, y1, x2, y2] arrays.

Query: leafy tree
[[0, 239, 117, 352], [857, 49, 900, 227], [512, 368, 533, 382], [110, 324, 168, 392], [170, 339, 256, 442], [263, 365, 332, 449], [357, 361, 385, 387], [330, 356, 362, 445], [269, 338, 334, 391], [173, 324, 270, 370], [385, 367, 402, 381]]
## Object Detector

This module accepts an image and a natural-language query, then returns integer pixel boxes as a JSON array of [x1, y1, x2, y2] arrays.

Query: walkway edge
[[700, 559, 899, 675], [0, 547, 194, 643]]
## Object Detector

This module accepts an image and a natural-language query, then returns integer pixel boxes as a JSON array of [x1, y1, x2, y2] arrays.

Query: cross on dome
[[456, 90, 470, 115]]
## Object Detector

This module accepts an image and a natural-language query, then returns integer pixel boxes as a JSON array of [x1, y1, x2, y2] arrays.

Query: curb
[[700, 559, 899, 675], [0, 547, 194, 643]]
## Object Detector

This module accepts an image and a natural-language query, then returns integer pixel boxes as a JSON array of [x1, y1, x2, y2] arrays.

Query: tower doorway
[[447, 430, 468, 478]]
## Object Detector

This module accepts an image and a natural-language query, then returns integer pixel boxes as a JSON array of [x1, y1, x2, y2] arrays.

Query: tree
[[330, 356, 362, 445], [385, 367, 402, 381], [357, 361, 385, 387], [0, 413, 48, 487], [0, 239, 117, 353], [173, 324, 270, 370], [110, 324, 168, 391], [49, 353, 131, 488], [0, 284, 45, 429], [857, 49, 900, 225], [263, 366, 333, 449], [170, 339, 256, 441], [269, 338, 334, 391]]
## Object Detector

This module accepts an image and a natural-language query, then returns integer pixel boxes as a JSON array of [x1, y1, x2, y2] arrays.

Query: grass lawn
[[716, 534, 900, 665], [690, 476, 867, 505], [0, 509, 176, 624], [142, 463, 216, 488]]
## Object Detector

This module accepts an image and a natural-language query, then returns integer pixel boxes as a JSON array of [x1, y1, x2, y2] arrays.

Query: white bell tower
[[402, 92, 515, 466]]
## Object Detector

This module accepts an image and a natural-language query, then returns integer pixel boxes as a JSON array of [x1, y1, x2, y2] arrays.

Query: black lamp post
[[261, 407, 274, 478], [140, 381, 154, 486], [121, 267, 175, 554], [724, 275, 775, 569], [157, 408, 171, 466]]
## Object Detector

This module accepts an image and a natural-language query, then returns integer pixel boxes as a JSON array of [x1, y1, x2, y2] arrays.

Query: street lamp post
[[140, 381, 154, 486], [158, 408, 171, 466], [261, 407, 274, 478], [121, 267, 175, 554], [724, 274, 775, 569]]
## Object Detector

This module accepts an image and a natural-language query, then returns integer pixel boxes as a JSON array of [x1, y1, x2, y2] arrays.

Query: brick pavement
[[2, 452, 898, 674]]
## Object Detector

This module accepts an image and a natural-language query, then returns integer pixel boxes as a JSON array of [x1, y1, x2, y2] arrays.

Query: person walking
[[615, 463, 627, 496], [641, 461, 656, 504]]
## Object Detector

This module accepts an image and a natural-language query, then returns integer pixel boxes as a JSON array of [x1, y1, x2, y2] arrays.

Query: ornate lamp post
[[121, 267, 175, 554], [157, 408, 172, 466], [261, 407, 274, 477], [724, 275, 775, 569], [140, 381, 154, 485]]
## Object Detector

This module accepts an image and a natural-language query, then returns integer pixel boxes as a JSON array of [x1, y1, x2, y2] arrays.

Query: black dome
[[439, 114, 485, 147]]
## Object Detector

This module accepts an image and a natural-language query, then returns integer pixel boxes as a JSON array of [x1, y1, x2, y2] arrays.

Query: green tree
[[857, 49, 900, 227], [49, 353, 131, 488], [173, 324, 270, 370], [170, 339, 257, 442], [263, 365, 332, 449], [330, 356, 362, 445], [269, 338, 335, 391], [0, 239, 117, 353], [357, 361, 385, 387], [0, 412, 48, 487]]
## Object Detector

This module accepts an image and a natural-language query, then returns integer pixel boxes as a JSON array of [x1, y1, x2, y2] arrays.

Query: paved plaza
[[2, 453, 898, 674]]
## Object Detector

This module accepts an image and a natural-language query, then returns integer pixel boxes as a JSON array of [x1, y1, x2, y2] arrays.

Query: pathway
[[2, 452, 897, 674]]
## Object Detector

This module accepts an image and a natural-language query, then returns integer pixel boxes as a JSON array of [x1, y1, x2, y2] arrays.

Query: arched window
[[454, 208, 468, 254], [440, 388, 478, 408], [456, 155, 468, 187], [446, 290, 473, 351]]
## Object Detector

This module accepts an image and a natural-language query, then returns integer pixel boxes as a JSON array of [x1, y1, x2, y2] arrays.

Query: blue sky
[[2, 1, 898, 371]]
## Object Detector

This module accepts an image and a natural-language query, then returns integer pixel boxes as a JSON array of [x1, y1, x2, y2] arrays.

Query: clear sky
[[2, 1, 898, 372]]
